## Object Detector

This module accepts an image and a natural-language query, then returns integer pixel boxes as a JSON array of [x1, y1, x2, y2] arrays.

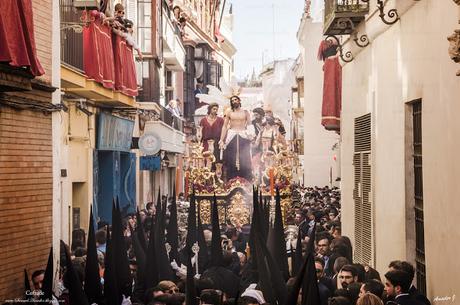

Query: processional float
[[183, 106, 300, 227]]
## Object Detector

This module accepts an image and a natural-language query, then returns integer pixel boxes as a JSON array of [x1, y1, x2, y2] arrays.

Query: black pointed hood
[[260, 192, 269, 241], [248, 187, 259, 254], [286, 253, 321, 305], [166, 188, 180, 264], [113, 198, 133, 297], [131, 219, 146, 302], [41, 247, 53, 301], [253, 230, 276, 305], [286, 222, 320, 305], [185, 248, 198, 305], [61, 240, 90, 305], [284, 252, 309, 305], [185, 188, 199, 302], [300, 253, 321, 305], [84, 207, 103, 303], [145, 215, 159, 290], [292, 227, 303, 277], [23, 269, 31, 300], [272, 187, 289, 279], [136, 208, 147, 252], [156, 188, 162, 223], [248, 186, 260, 272], [306, 223, 316, 255], [255, 227, 288, 305], [186, 191, 198, 254], [155, 191, 175, 280], [210, 194, 224, 267], [104, 201, 121, 304]]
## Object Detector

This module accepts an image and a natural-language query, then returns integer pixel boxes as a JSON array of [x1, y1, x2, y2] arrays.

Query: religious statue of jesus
[[219, 95, 253, 181]]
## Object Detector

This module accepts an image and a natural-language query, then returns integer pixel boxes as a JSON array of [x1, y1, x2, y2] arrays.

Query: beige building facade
[[337, 0, 460, 300]]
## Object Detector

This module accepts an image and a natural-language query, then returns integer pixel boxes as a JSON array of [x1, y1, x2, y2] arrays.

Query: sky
[[231, 0, 305, 80]]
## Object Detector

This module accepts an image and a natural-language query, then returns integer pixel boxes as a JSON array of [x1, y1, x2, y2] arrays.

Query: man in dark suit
[[315, 257, 332, 305], [388, 261, 431, 305], [384, 270, 425, 305]]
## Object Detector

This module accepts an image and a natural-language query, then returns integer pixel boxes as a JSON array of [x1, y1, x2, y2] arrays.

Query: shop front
[[94, 112, 136, 223]]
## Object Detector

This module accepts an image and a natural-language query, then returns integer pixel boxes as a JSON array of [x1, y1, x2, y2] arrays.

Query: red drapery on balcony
[[113, 35, 138, 97], [83, 15, 115, 89], [0, 0, 45, 76], [83, 13, 138, 97], [318, 40, 342, 132]]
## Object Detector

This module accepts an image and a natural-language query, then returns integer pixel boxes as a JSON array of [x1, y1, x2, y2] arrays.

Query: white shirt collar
[[395, 293, 410, 299]]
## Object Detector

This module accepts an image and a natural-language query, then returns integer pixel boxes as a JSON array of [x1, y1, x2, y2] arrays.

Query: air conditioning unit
[[73, 0, 100, 9]]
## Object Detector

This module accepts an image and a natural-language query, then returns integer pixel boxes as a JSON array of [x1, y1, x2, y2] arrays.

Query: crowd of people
[[19, 186, 431, 305]]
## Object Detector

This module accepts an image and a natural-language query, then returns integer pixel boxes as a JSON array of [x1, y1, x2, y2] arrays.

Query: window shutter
[[353, 153, 363, 263], [126, 0, 137, 23], [353, 113, 373, 265]]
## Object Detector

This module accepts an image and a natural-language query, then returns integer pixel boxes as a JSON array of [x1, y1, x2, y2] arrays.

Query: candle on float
[[175, 167, 180, 196], [269, 168, 275, 197]]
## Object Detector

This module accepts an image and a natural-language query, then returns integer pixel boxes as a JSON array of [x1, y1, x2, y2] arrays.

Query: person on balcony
[[103, 4, 143, 59], [166, 99, 182, 118], [124, 19, 143, 59], [103, 3, 127, 32]]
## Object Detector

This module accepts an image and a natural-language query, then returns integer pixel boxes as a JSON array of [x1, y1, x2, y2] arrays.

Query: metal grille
[[412, 101, 426, 294], [353, 113, 373, 265], [324, 0, 369, 35], [60, 0, 84, 71]]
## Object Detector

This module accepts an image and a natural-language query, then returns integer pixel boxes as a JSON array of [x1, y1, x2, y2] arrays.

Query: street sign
[[140, 156, 161, 171], [139, 131, 162, 155]]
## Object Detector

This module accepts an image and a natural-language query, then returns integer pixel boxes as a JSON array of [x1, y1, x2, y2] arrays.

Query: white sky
[[231, 0, 305, 80]]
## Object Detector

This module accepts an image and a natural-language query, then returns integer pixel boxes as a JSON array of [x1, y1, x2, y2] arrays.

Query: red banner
[[83, 18, 115, 89], [113, 34, 138, 97], [83, 14, 138, 96], [0, 0, 44, 76]]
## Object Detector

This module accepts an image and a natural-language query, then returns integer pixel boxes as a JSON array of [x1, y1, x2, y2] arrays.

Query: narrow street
[[0, 0, 459, 304]]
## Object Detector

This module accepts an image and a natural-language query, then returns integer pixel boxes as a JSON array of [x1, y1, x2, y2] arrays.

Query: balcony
[[0, 1, 45, 92], [162, 9, 186, 71], [144, 119, 185, 154], [324, 0, 369, 36], [173, 0, 197, 23], [160, 105, 184, 133], [60, 2, 138, 106]]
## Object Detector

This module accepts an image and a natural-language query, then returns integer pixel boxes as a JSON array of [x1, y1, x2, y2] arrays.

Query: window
[[125, 0, 137, 22], [136, 60, 149, 86], [165, 70, 174, 102], [412, 100, 426, 294], [138, 0, 152, 53], [353, 113, 373, 265]]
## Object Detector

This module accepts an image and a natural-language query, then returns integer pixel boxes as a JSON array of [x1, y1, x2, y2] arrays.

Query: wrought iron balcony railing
[[324, 0, 369, 36], [60, 0, 139, 97], [61, 0, 84, 71], [160, 106, 184, 133]]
